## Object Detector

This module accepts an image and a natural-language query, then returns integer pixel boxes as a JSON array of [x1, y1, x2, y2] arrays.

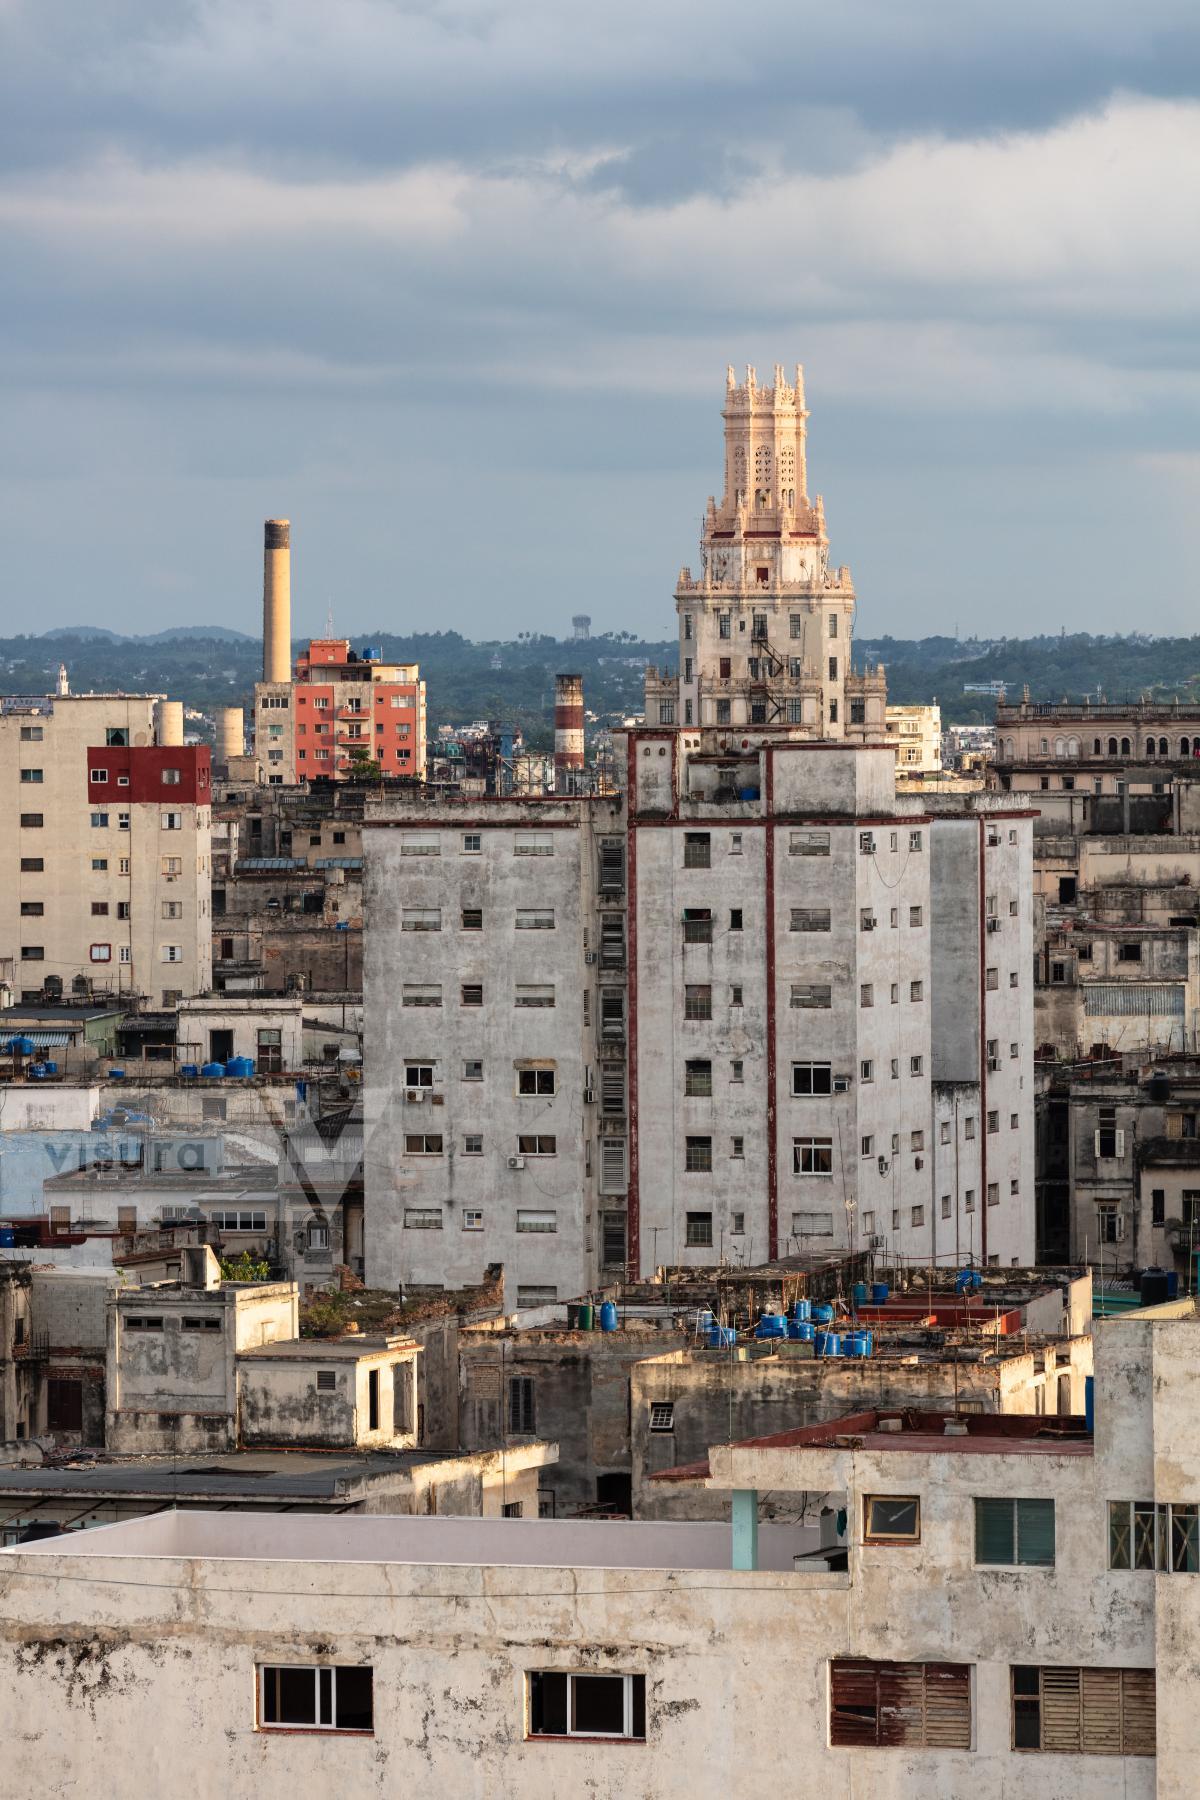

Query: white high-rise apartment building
[[363, 368, 1035, 1299], [0, 692, 212, 1006]]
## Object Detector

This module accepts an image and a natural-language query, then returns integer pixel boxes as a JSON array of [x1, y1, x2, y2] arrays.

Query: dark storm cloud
[[1, 0, 1199, 638]]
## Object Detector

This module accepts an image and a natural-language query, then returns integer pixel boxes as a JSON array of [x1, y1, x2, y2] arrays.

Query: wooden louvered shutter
[[1080, 1670, 1123, 1754], [1039, 1667, 1082, 1752], [830, 1660, 881, 1746], [877, 1662, 926, 1745], [1119, 1670, 1156, 1756], [922, 1663, 971, 1749]]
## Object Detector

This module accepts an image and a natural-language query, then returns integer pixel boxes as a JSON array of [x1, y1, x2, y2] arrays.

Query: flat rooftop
[[239, 1334, 417, 1360], [0, 1449, 485, 1504], [0, 1510, 806, 1572]]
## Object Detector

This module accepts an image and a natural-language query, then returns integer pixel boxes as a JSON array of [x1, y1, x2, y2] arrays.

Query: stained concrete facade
[[238, 1336, 419, 1451]]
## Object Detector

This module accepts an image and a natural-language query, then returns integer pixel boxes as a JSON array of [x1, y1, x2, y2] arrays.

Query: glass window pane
[[1016, 1499, 1055, 1567], [570, 1674, 626, 1736], [975, 1497, 1015, 1564], [1109, 1501, 1131, 1570], [1172, 1503, 1199, 1573], [1133, 1502, 1158, 1570], [275, 1667, 317, 1724], [866, 1497, 919, 1540]]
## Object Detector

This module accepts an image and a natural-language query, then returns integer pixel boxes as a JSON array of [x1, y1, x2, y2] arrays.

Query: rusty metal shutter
[[830, 1660, 970, 1750], [1118, 1670, 1156, 1757]]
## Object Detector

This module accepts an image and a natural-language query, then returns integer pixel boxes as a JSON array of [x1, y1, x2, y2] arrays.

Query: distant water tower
[[572, 614, 591, 641]]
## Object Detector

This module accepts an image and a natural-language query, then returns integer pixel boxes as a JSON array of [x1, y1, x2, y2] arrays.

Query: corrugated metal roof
[[235, 857, 304, 871], [313, 857, 363, 870], [3, 1030, 70, 1048], [1083, 983, 1184, 1018]]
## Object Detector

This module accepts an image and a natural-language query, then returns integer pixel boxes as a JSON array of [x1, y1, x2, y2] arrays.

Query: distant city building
[[0, 690, 212, 1007], [885, 703, 942, 775], [251, 521, 426, 785]]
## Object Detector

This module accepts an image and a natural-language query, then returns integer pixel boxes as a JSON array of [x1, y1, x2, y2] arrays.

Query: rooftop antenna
[[326, 599, 335, 638]]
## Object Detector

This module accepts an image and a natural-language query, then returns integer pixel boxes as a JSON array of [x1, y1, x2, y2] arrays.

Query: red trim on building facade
[[765, 746, 778, 1260], [626, 733, 641, 1277], [978, 815, 989, 1268]]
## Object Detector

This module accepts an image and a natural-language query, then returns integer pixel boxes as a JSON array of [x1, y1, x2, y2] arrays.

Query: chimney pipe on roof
[[554, 672, 584, 795], [263, 518, 292, 685]]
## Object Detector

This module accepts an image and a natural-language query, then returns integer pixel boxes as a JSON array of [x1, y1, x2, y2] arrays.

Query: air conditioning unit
[[869, 1234, 887, 1251], [833, 1075, 851, 1093], [986, 917, 1001, 933], [584, 951, 597, 965], [507, 1156, 525, 1170], [987, 1058, 1001, 1073], [877, 1156, 890, 1176], [583, 1083, 596, 1104], [862, 918, 876, 932], [914, 1155, 924, 1170], [405, 1089, 425, 1103], [987, 833, 1001, 847]]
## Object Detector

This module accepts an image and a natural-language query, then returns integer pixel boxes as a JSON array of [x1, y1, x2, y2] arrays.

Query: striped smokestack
[[554, 672, 585, 794], [263, 518, 292, 684]]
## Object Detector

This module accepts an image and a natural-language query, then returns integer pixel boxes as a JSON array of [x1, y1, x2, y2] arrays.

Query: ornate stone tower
[[645, 364, 885, 739]]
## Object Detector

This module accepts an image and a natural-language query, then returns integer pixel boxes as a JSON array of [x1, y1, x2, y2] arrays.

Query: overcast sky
[[3, 1, 1199, 643]]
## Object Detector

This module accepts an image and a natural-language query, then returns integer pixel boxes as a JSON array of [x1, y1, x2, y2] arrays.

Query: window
[[90, 943, 112, 963], [1011, 1665, 1154, 1755], [518, 1068, 556, 1096], [658, 701, 675, 724], [791, 982, 832, 1010], [90, 767, 108, 783], [829, 1660, 970, 1749], [517, 1135, 557, 1156], [90, 812, 108, 828], [19, 768, 43, 784], [463, 1209, 484, 1230], [403, 984, 441, 1008], [792, 1062, 832, 1096], [730, 1059, 744, 1083], [1118, 942, 1142, 963], [258, 1664, 373, 1734], [517, 1209, 557, 1233], [685, 1211, 713, 1247], [1109, 1499, 1198, 1573], [459, 908, 483, 932], [404, 1134, 444, 1155], [463, 1135, 483, 1156], [860, 984, 873, 1008], [19, 901, 43, 916], [908, 906, 923, 926], [793, 1137, 833, 1175], [684, 984, 712, 1020], [162, 768, 181, 785], [790, 906, 831, 932], [683, 832, 711, 868], [729, 984, 743, 1006], [685, 1136, 713, 1172], [729, 907, 743, 931], [682, 907, 712, 944], [911, 1205, 924, 1226], [19, 725, 43, 741], [860, 1135, 874, 1158], [405, 1064, 435, 1088], [461, 983, 484, 1007], [715, 700, 731, 724], [1096, 1108, 1121, 1158], [987, 1110, 999, 1134], [790, 830, 830, 856], [649, 1401, 675, 1433], [685, 1059, 712, 1097], [123, 1316, 164, 1332], [404, 1207, 443, 1229], [211, 1211, 267, 1232], [463, 1059, 483, 1081], [909, 830, 923, 851], [864, 1496, 920, 1544], [729, 831, 742, 854], [401, 836, 441, 856], [161, 900, 181, 919], [22, 946, 44, 963], [516, 908, 555, 930], [975, 1497, 1055, 1566], [528, 1671, 645, 1742], [21, 857, 44, 871], [402, 908, 441, 931], [91, 900, 109, 915], [515, 984, 554, 1008], [860, 1060, 873, 1083], [161, 811, 182, 831], [462, 833, 481, 853], [909, 980, 924, 1002]]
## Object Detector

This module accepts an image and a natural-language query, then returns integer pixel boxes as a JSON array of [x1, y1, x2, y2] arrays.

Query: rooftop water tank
[[599, 1300, 619, 1332], [180, 1064, 199, 1079], [200, 1061, 225, 1079], [815, 1330, 842, 1359]]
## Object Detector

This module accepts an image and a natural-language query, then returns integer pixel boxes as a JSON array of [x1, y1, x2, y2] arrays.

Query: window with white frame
[[258, 1664, 373, 1733], [527, 1671, 645, 1741], [793, 1137, 833, 1175]]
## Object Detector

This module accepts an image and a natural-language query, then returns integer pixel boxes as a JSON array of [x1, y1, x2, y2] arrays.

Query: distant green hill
[[6, 627, 1200, 744]]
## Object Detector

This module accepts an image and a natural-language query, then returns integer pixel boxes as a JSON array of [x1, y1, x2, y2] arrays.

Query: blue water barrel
[[4, 1037, 35, 1056], [955, 1269, 973, 1294], [738, 786, 760, 801], [793, 1320, 815, 1343], [41, 1061, 57, 1076], [109, 1067, 125, 1080], [0, 1227, 14, 1247], [200, 1061, 225, 1078], [870, 1282, 889, 1305], [29, 1065, 46, 1080], [851, 1281, 868, 1312], [792, 1298, 812, 1322], [697, 1308, 715, 1334], [756, 1313, 786, 1338], [812, 1302, 835, 1325], [845, 1331, 871, 1358], [815, 1330, 843, 1358], [971, 1271, 983, 1291], [180, 1064, 199, 1079], [598, 1301, 619, 1332], [708, 1325, 737, 1349]]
